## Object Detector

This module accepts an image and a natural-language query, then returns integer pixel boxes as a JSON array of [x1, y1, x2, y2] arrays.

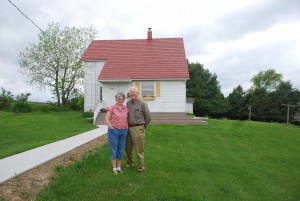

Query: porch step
[[150, 112, 207, 125], [95, 112, 106, 125], [94, 112, 207, 125]]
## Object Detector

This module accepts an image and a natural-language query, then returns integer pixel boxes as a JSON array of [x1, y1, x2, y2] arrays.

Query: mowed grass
[[36, 120, 300, 201], [0, 111, 96, 159]]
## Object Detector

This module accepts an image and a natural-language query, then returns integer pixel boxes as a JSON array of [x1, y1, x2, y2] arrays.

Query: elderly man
[[125, 86, 151, 172]]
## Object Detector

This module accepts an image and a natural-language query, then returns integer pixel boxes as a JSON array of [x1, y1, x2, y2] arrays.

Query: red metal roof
[[81, 38, 189, 80]]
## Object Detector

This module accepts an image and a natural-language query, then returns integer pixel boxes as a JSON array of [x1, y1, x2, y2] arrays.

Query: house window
[[141, 82, 155, 97], [100, 86, 102, 101]]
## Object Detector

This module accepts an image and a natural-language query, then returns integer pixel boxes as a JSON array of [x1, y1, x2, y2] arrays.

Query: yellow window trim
[[142, 96, 155, 100], [135, 82, 141, 97], [136, 81, 160, 99], [156, 82, 160, 97]]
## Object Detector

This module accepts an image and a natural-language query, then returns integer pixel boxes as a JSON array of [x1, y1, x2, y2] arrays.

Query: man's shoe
[[138, 167, 145, 173], [126, 164, 134, 168]]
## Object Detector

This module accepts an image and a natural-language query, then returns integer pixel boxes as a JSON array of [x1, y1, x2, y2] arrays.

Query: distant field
[[0, 111, 96, 159], [36, 119, 300, 201]]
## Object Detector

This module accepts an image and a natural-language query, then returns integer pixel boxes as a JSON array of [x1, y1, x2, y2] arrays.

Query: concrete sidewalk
[[0, 125, 108, 184]]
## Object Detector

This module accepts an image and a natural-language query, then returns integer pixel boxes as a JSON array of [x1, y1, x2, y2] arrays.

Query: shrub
[[64, 95, 84, 111], [40, 105, 52, 112], [0, 87, 14, 110], [186, 112, 195, 117], [11, 102, 32, 113], [76, 95, 84, 111], [16, 93, 31, 102], [82, 111, 93, 118], [28, 102, 73, 112]]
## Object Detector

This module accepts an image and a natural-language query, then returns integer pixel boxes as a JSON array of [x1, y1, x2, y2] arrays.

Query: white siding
[[84, 61, 104, 112], [101, 83, 131, 108], [134, 80, 186, 112], [95, 80, 186, 112], [186, 103, 193, 113]]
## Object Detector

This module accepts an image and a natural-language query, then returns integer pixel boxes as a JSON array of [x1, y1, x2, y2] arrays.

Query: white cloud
[[0, 0, 299, 101], [189, 19, 300, 96]]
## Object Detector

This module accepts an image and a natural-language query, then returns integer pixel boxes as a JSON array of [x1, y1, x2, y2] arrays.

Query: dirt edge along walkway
[[0, 134, 107, 201]]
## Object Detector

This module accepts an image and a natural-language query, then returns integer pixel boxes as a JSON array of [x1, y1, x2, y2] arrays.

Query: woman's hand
[[105, 111, 114, 129]]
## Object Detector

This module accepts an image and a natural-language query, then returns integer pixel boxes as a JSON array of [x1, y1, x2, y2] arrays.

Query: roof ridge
[[92, 37, 183, 42]]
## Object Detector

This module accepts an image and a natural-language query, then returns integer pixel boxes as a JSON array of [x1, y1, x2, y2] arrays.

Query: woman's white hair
[[115, 92, 125, 100], [129, 86, 139, 93]]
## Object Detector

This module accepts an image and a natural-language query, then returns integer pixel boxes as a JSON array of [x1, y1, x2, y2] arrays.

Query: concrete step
[[151, 121, 207, 125], [95, 112, 106, 125]]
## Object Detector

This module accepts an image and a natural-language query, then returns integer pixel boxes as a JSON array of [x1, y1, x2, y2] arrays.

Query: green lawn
[[36, 119, 300, 201], [0, 111, 96, 159]]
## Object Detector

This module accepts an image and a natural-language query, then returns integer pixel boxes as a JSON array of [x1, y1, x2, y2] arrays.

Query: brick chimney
[[147, 28, 152, 40]]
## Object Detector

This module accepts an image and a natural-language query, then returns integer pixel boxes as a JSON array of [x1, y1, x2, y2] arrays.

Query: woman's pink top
[[108, 104, 128, 129]]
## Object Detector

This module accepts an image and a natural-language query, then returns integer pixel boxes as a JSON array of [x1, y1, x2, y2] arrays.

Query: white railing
[[93, 100, 103, 124]]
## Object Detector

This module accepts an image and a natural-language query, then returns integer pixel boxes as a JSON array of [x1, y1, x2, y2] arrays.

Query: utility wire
[[8, 0, 45, 34]]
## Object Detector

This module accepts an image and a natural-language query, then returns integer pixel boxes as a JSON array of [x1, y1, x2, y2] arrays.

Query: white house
[[81, 29, 192, 122]]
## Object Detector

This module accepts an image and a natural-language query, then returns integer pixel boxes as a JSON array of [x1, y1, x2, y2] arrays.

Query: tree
[[250, 69, 283, 92], [269, 81, 300, 122], [247, 87, 269, 121], [16, 93, 31, 102], [247, 69, 283, 121], [186, 62, 229, 117], [0, 87, 14, 110], [19, 22, 97, 106], [227, 85, 248, 120], [248, 70, 300, 122]]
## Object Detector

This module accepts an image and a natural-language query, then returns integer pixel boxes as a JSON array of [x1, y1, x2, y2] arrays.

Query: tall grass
[[36, 120, 300, 201], [0, 111, 96, 158]]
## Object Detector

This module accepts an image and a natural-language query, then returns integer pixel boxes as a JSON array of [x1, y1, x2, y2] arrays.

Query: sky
[[0, 0, 300, 102]]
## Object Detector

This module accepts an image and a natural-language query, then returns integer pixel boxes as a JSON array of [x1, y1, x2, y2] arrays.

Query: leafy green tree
[[246, 81, 299, 122], [247, 88, 269, 121], [186, 62, 229, 117], [247, 69, 286, 122], [19, 22, 97, 106], [250, 69, 283, 92], [227, 85, 248, 120], [226, 69, 300, 123], [0, 87, 14, 110], [269, 81, 300, 122], [295, 100, 300, 123], [16, 93, 31, 102]]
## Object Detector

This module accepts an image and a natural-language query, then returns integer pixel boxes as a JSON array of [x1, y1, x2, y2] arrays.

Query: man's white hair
[[129, 86, 139, 93]]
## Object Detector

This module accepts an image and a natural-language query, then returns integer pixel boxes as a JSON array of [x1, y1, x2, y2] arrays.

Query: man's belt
[[129, 124, 144, 127]]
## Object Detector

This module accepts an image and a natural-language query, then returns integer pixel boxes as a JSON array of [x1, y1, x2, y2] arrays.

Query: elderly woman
[[105, 92, 128, 175]]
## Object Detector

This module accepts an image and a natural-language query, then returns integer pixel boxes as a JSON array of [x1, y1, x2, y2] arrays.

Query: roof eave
[[99, 79, 132, 83], [98, 77, 190, 82], [131, 78, 190, 81], [81, 59, 105, 62]]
